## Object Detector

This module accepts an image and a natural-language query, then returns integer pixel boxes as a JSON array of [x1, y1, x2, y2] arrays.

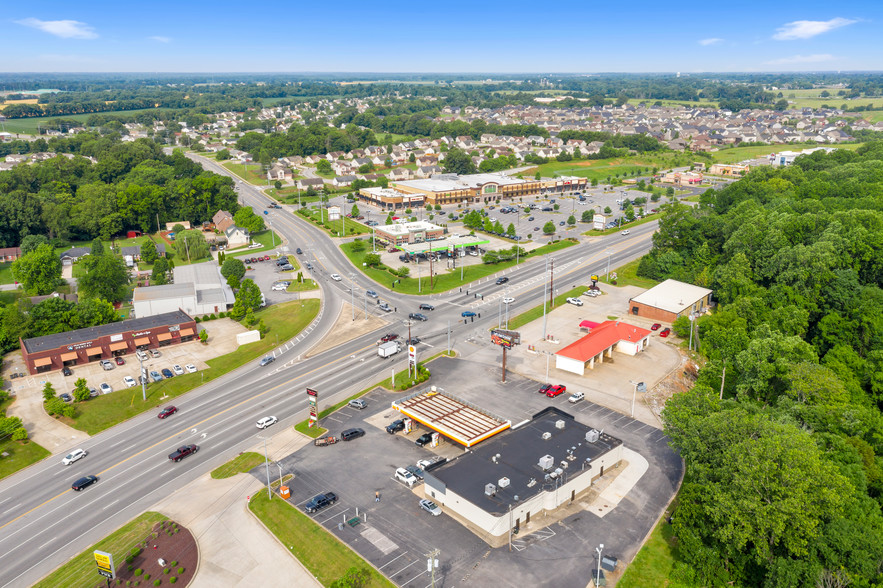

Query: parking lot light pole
[[258, 436, 272, 499], [137, 354, 146, 401], [629, 380, 639, 418], [596, 544, 604, 587]]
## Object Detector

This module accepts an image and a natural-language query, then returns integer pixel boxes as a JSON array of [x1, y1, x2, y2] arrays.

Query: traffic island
[[110, 520, 197, 588]]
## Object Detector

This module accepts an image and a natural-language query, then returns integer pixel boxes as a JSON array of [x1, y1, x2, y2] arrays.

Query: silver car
[[419, 499, 442, 516]]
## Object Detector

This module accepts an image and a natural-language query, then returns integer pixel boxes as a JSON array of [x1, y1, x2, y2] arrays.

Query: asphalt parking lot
[[265, 355, 682, 587], [241, 253, 305, 305]]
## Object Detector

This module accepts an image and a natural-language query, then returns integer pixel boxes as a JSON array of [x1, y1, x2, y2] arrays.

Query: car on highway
[[366, 290, 379, 298], [461, 311, 476, 317], [502, 297, 515, 304], [341, 428, 365, 441], [651, 323, 661, 331], [379, 333, 399, 343], [168, 444, 199, 462], [158, 406, 178, 419], [149, 370, 163, 382], [395, 467, 417, 487], [568, 391, 585, 403], [330, 273, 342, 281], [348, 399, 367, 410], [71, 475, 98, 491], [415, 433, 434, 447], [256, 416, 278, 429], [408, 312, 428, 322], [123, 376, 137, 388], [99, 383, 112, 394], [62, 448, 87, 466], [386, 419, 406, 434], [418, 303, 434, 311], [259, 356, 275, 367], [304, 492, 337, 513], [495, 277, 509, 285], [62, 366, 72, 376], [659, 327, 671, 338], [546, 384, 567, 398], [296, 248, 303, 254], [379, 302, 393, 312], [621, 230, 630, 236], [566, 297, 583, 306], [161, 368, 174, 379], [406, 337, 421, 345], [419, 499, 442, 516], [185, 364, 198, 373], [172, 364, 185, 376]]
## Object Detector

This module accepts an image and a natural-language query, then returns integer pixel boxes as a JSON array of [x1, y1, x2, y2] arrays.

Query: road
[[0, 152, 658, 587]]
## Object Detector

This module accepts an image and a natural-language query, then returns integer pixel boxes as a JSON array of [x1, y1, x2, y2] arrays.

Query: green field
[[287, 279, 318, 292], [226, 229, 284, 257], [33, 511, 167, 588], [627, 98, 718, 108], [248, 491, 394, 588], [222, 161, 268, 185], [297, 207, 371, 237], [618, 513, 692, 588], [0, 395, 50, 481], [508, 286, 586, 330], [709, 142, 864, 165], [0, 107, 173, 135], [66, 299, 320, 435], [211, 452, 266, 479], [607, 258, 660, 289], [0, 262, 15, 285]]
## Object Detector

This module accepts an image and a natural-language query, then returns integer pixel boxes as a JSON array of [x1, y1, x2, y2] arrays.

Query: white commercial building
[[133, 261, 235, 318]]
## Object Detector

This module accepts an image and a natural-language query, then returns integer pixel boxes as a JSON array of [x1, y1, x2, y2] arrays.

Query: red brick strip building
[[21, 310, 197, 375]]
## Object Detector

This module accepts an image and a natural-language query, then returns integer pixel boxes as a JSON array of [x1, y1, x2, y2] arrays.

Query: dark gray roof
[[60, 247, 90, 259], [22, 310, 194, 353], [428, 407, 622, 516]]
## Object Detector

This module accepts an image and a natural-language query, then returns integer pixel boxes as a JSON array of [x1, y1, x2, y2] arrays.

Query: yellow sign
[[94, 550, 115, 579]]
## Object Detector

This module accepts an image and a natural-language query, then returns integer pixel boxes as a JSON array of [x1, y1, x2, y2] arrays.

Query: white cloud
[[15, 18, 97, 39], [699, 38, 724, 46], [148, 36, 171, 43], [764, 54, 835, 65], [773, 18, 856, 40]]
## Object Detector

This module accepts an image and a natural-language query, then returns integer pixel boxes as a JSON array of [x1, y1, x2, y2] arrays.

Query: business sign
[[593, 214, 606, 230], [408, 345, 417, 368], [491, 329, 521, 348], [306, 388, 318, 427], [94, 550, 115, 579], [110, 334, 124, 343]]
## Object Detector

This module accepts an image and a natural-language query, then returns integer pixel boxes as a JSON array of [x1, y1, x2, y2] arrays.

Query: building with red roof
[[555, 320, 651, 376]]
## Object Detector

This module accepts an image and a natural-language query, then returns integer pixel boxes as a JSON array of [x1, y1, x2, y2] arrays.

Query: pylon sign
[[307, 388, 318, 428], [94, 550, 115, 579]]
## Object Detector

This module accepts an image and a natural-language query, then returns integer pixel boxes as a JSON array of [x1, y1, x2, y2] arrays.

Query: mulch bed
[[95, 520, 198, 588]]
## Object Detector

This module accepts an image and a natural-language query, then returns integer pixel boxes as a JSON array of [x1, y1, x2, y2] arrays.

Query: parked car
[[185, 364, 198, 373], [71, 475, 98, 491], [62, 366, 72, 376], [419, 499, 442, 516], [158, 406, 178, 419], [461, 311, 476, 317], [659, 327, 672, 338], [115, 356, 125, 366], [418, 303, 434, 311], [272, 283, 287, 291], [348, 399, 367, 410], [150, 349, 161, 358], [387, 419, 406, 434], [90, 387, 100, 398], [62, 448, 87, 466], [99, 383, 112, 394], [405, 465, 424, 480], [256, 416, 278, 429], [149, 371, 163, 382], [168, 444, 199, 462], [280, 264, 294, 271], [568, 392, 585, 403], [172, 364, 185, 376], [395, 467, 417, 487], [304, 492, 337, 513], [417, 456, 445, 469], [566, 297, 583, 306], [415, 433, 434, 447], [559, 221, 566, 226], [538, 383, 553, 395], [123, 376, 137, 388], [495, 277, 509, 285], [136, 350, 148, 361], [408, 313, 428, 322], [341, 428, 365, 441], [296, 248, 303, 255], [651, 323, 661, 331], [330, 274, 342, 281], [546, 384, 567, 398], [161, 368, 174, 379], [259, 356, 275, 367]]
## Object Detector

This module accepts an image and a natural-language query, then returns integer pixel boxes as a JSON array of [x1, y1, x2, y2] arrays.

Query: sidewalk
[[151, 427, 321, 588]]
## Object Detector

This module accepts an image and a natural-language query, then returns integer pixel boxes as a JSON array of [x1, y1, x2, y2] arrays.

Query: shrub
[[164, 568, 171, 575], [208, 313, 216, 320], [170, 561, 177, 566], [177, 567, 184, 574], [126, 556, 133, 564], [131, 547, 142, 556], [144, 574, 150, 581], [194, 316, 202, 323], [154, 580, 161, 586], [169, 578, 176, 584], [134, 569, 143, 576]]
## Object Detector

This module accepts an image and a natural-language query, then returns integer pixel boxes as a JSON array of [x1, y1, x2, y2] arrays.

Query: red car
[[379, 333, 399, 343], [538, 383, 553, 395], [157, 406, 178, 419], [115, 356, 125, 365], [659, 328, 671, 338], [651, 323, 661, 331], [546, 385, 567, 398], [263, 255, 271, 261]]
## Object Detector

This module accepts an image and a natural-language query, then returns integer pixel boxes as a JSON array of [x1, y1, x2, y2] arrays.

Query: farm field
[[0, 107, 173, 134]]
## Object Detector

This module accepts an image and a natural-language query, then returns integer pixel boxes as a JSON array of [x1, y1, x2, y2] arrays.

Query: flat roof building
[[21, 310, 197, 375], [628, 278, 713, 323], [375, 220, 445, 246], [424, 407, 623, 545]]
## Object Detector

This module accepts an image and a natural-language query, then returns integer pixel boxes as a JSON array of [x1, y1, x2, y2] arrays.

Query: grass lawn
[[33, 511, 167, 588], [582, 211, 663, 236], [0, 262, 15, 285], [528, 159, 656, 182], [221, 161, 268, 185], [67, 299, 320, 435], [340, 239, 577, 295], [0, 107, 173, 135], [608, 258, 659, 289], [710, 142, 864, 165], [508, 285, 586, 330], [287, 279, 318, 292], [248, 491, 394, 588], [0, 290, 21, 305], [297, 207, 371, 237], [226, 229, 284, 258], [627, 98, 718, 109], [211, 452, 266, 479], [618, 513, 691, 588], [0, 396, 50, 481]]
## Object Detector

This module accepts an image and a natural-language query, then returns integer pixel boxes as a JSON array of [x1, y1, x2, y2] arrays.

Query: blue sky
[[3, 0, 881, 73]]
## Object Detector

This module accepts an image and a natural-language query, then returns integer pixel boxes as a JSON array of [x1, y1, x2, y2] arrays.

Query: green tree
[[12, 243, 62, 295], [220, 258, 246, 287], [553, 204, 559, 211], [151, 257, 170, 285], [330, 566, 370, 588], [351, 204, 360, 217], [72, 378, 91, 402], [566, 214, 576, 226], [506, 223, 516, 236], [74, 298, 117, 328], [581, 210, 593, 222], [408, 153, 416, 163], [364, 253, 381, 267], [79, 255, 130, 303], [174, 230, 210, 262], [604, 206, 612, 214], [233, 207, 266, 233], [42, 381, 56, 402], [229, 279, 263, 320], [542, 221, 556, 235], [90, 238, 105, 258], [535, 172, 541, 180], [316, 159, 332, 174], [20, 234, 48, 255], [140, 240, 158, 264], [441, 148, 477, 175]]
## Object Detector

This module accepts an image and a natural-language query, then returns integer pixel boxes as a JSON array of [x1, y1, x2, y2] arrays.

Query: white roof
[[133, 283, 196, 302], [630, 279, 712, 314], [395, 172, 528, 193], [377, 220, 443, 236]]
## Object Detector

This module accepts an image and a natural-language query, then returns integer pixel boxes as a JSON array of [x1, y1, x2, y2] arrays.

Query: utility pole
[[508, 503, 513, 551], [260, 437, 272, 499], [549, 258, 554, 309], [447, 320, 451, 354], [426, 549, 439, 588], [542, 257, 549, 340], [137, 354, 147, 402]]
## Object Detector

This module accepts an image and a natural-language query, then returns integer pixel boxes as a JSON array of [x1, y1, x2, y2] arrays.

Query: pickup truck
[[304, 492, 338, 513], [168, 444, 199, 462], [378, 341, 401, 358]]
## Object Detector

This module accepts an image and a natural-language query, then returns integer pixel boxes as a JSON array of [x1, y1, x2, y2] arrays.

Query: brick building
[[628, 279, 713, 323]]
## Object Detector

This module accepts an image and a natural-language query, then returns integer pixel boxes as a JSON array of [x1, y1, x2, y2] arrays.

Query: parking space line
[[401, 569, 427, 586], [390, 559, 419, 578], [319, 508, 348, 525], [611, 415, 629, 425], [378, 552, 408, 570]]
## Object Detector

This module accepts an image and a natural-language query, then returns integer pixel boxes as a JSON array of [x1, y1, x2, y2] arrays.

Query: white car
[[271, 283, 287, 291], [185, 364, 197, 373], [172, 364, 185, 376], [330, 273, 342, 281], [395, 467, 417, 487], [621, 230, 630, 236], [502, 297, 515, 304], [419, 499, 442, 516], [99, 383, 113, 394], [123, 376, 137, 388], [256, 416, 278, 429], [62, 448, 87, 466], [566, 297, 584, 306], [416, 456, 445, 469], [568, 392, 585, 403]]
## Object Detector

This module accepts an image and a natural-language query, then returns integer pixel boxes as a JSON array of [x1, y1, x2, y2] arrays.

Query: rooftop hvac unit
[[555, 419, 565, 430], [549, 471, 558, 479], [527, 478, 537, 488], [586, 429, 600, 443], [560, 461, 569, 469], [498, 477, 510, 488], [430, 385, 437, 392], [544, 474, 552, 482], [541, 432, 552, 440], [538, 454, 555, 470], [554, 467, 564, 478], [485, 483, 497, 497]]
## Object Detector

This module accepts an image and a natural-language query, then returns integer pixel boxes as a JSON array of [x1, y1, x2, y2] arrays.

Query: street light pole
[[629, 380, 639, 418], [260, 437, 272, 499], [137, 354, 147, 402], [596, 544, 604, 587], [542, 257, 549, 340]]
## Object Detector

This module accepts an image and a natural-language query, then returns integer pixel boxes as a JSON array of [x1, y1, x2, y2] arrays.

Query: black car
[[62, 366, 72, 376], [341, 428, 365, 441], [296, 248, 303, 255], [415, 433, 434, 447], [407, 337, 421, 346], [386, 419, 405, 434], [71, 475, 98, 491], [408, 313, 428, 322], [418, 303, 434, 311], [405, 465, 425, 480], [496, 277, 509, 285], [304, 492, 337, 513], [168, 444, 199, 462], [59, 393, 73, 403]]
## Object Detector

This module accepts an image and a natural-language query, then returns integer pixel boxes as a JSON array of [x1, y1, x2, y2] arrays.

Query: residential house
[[212, 210, 236, 233], [333, 175, 357, 187], [388, 168, 413, 181], [60, 247, 90, 266], [296, 177, 325, 190], [0, 247, 22, 262]]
